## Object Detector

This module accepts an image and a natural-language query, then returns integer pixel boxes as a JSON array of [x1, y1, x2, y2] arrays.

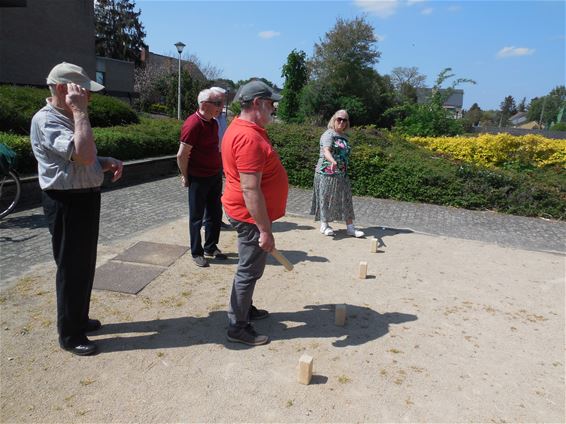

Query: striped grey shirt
[[30, 100, 104, 190]]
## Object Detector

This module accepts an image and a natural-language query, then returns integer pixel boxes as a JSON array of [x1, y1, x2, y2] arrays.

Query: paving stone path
[[1, 176, 564, 287]]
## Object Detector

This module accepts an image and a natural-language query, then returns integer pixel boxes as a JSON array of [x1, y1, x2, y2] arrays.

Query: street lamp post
[[174, 41, 186, 120]]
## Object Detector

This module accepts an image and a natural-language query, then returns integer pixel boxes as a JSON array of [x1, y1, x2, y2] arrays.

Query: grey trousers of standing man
[[227, 217, 268, 328]]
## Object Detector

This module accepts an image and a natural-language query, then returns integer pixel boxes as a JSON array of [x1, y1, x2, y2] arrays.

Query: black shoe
[[85, 319, 102, 333], [192, 255, 209, 267], [59, 335, 98, 356], [249, 305, 269, 321], [204, 249, 228, 260], [220, 221, 232, 230], [227, 324, 269, 346]]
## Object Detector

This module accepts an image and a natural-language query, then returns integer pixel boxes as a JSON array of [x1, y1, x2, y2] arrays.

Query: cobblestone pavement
[[1, 176, 564, 287]]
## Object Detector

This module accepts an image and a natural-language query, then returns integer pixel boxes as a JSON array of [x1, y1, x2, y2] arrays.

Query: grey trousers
[[227, 217, 268, 328]]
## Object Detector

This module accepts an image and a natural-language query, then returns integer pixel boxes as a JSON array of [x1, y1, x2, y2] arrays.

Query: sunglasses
[[336, 117, 349, 123], [204, 100, 223, 107]]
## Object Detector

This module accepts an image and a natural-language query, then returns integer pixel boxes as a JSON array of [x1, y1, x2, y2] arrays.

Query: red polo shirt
[[221, 118, 288, 223]]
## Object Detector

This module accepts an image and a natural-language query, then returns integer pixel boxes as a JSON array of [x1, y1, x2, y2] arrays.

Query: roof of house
[[518, 121, 541, 129], [140, 49, 206, 81], [416, 88, 464, 108], [510, 111, 528, 120]]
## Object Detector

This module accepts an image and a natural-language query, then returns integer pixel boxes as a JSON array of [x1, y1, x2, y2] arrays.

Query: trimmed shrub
[[0, 117, 180, 175], [0, 86, 46, 135], [267, 122, 321, 187], [0, 132, 35, 173], [2, 119, 564, 219], [88, 93, 139, 127], [268, 123, 565, 220], [0, 85, 138, 134], [409, 134, 566, 170]]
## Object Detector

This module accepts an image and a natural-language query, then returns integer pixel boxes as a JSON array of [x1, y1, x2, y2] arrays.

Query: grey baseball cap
[[46, 62, 105, 92], [236, 80, 282, 102]]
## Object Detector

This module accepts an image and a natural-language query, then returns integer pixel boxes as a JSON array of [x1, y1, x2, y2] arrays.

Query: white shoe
[[347, 228, 365, 238], [320, 226, 335, 236]]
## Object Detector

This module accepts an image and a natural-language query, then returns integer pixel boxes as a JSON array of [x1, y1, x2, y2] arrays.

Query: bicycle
[[0, 143, 21, 219]]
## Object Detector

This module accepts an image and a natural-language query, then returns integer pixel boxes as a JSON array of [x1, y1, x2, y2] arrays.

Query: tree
[[278, 49, 309, 123], [498, 95, 517, 127], [134, 62, 168, 112], [311, 16, 380, 88], [462, 102, 482, 130], [389, 66, 426, 103], [306, 16, 394, 125], [185, 53, 223, 81], [517, 97, 527, 112], [392, 68, 475, 137], [527, 85, 566, 127], [153, 69, 206, 118], [95, 0, 147, 65], [235, 77, 279, 90]]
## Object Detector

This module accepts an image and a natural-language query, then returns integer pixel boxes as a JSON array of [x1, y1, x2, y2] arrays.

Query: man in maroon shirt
[[176, 88, 227, 267]]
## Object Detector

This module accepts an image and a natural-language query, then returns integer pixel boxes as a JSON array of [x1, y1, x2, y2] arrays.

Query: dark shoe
[[59, 335, 98, 356], [192, 255, 209, 267], [220, 221, 232, 230], [85, 319, 102, 333], [227, 324, 269, 346], [249, 305, 269, 321], [204, 249, 228, 260]]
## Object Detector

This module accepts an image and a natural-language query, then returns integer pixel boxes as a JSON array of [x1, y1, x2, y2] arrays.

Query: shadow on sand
[[93, 304, 417, 353]]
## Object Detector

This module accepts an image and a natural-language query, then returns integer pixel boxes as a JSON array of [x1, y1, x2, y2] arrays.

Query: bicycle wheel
[[0, 170, 21, 219]]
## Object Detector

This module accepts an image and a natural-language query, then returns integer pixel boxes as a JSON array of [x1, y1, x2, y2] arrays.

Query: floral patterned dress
[[310, 129, 356, 222]]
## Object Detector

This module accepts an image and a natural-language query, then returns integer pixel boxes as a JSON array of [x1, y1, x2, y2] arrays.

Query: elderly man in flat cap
[[221, 80, 288, 346], [30, 62, 123, 356]]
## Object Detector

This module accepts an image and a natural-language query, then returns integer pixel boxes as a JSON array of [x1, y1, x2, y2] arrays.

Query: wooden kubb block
[[358, 261, 368, 279], [370, 237, 378, 253], [298, 354, 313, 385], [335, 304, 346, 326]]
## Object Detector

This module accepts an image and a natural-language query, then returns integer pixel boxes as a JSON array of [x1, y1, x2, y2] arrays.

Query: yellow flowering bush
[[409, 134, 566, 169]]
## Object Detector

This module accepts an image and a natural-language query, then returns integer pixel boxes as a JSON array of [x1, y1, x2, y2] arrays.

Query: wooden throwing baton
[[271, 248, 294, 271]]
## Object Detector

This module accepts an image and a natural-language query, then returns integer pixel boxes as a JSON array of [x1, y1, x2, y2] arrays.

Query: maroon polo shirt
[[180, 111, 222, 177]]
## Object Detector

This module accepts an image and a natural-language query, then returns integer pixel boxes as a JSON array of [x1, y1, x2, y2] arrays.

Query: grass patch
[[338, 375, 352, 384]]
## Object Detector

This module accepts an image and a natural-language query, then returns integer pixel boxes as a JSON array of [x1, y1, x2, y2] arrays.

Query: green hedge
[[0, 85, 138, 134], [0, 117, 180, 175], [1, 119, 564, 219], [266, 124, 565, 220]]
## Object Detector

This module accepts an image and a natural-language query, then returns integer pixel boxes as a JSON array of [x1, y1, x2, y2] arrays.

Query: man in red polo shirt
[[221, 80, 288, 346], [177, 88, 227, 267]]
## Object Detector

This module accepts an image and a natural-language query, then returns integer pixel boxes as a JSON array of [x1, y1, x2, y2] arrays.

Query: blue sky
[[137, 0, 565, 110]]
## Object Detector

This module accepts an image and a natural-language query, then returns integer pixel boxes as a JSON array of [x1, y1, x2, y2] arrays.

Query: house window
[[96, 71, 105, 86]]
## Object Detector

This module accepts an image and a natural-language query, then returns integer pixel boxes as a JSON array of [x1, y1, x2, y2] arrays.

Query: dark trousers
[[42, 189, 101, 343], [188, 172, 222, 257]]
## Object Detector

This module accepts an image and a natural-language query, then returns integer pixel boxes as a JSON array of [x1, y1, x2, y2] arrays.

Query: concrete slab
[[113, 241, 187, 267], [93, 261, 165, 294]]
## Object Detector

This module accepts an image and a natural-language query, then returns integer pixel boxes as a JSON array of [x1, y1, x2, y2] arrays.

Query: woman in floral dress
[[310, 109, 364, 238]]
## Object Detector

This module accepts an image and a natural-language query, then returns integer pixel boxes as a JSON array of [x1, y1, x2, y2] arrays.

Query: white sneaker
[[320, 226, 335, 236], [347, 228, 365, 238]]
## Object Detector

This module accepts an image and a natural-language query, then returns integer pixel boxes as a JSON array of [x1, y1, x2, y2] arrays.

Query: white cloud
[[374, 32, 386, 42], [496, 46, 535, 58], [354, 0, 400, 19], [421, 7, 433, 15], [258, 31, 281, 39], [447, 5, 461, 12], [407, 0, 426, 5]]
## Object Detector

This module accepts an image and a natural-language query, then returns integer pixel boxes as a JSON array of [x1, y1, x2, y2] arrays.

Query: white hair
[[198, 87, 226, 104], [197, 88, 212, 104], [210, 86, 226, 95]]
